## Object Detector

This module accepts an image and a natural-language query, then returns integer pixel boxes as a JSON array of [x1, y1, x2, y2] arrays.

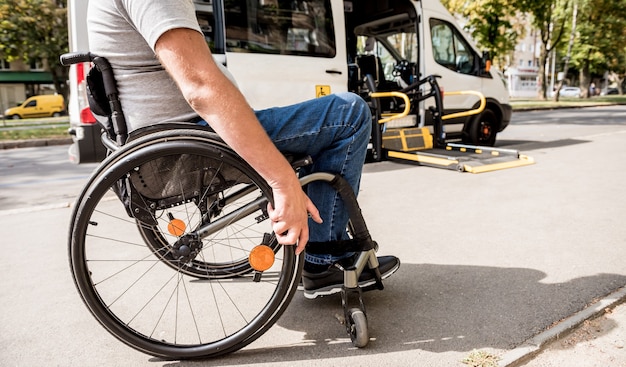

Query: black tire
[[347, 308, 369, 348], [465, 108, 498, 146], [68, 129, 302, 359]]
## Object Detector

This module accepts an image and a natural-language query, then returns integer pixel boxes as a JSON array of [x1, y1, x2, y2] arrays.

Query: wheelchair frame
[[61, 52, 385, 359]]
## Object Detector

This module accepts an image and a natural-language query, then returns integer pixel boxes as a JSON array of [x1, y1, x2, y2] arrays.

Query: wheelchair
[[61, 52, 386, 359]]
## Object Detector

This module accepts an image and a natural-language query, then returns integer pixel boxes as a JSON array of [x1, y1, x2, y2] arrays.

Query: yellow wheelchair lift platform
[[370, 89, 534, 174], [386, 143, 535, 173]]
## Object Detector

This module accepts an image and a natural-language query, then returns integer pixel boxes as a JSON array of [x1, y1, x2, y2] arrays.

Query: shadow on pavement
[[497, 138, 590, 151], [163, 263, 626, 366]]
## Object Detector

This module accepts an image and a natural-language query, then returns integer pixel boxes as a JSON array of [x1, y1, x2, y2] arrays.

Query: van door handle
[[325, 69, 342, 75]]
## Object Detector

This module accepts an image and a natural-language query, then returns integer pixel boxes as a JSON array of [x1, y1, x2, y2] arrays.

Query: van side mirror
[[482, 51, 492, 73]]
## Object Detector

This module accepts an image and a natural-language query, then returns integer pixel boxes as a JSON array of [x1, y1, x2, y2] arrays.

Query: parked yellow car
[[4, 94, 65, 119]]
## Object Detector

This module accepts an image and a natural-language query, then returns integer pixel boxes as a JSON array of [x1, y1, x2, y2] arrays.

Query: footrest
[[305, 239, 376, 255]]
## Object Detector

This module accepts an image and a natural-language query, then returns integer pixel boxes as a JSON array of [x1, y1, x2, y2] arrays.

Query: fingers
[[295, 226, 308, 255], [267, 202, 300, 245], [306, 198, 323, 224], [267, 200, 319, 255]]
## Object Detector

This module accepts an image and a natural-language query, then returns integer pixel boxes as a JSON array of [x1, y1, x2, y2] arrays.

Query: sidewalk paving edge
[[0, 202, 72, 217], [499, 286, 626, 367]]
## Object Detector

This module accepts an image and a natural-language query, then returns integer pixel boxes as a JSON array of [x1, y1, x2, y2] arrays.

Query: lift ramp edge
[[386, 147, 535, 173]]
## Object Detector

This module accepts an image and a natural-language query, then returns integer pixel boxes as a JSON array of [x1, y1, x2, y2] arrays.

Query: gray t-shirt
[[87, 0, 202, 131]]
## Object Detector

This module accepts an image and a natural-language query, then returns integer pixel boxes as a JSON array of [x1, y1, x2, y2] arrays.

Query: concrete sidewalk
[[502, 288, 626, 366], [1, 107, 625, 366]]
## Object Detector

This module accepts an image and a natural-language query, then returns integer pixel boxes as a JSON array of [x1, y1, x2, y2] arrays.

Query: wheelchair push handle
[[60, 52, 118, 95], [60, 52, 117, 74], [60, 52, 128, 146], [60, 52, 94, 66]]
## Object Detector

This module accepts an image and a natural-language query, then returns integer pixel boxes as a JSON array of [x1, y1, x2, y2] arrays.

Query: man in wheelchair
[[88, 0, 399, 299]]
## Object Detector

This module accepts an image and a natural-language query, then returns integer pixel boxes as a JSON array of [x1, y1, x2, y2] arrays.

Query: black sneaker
[[301, 255, 400, 299]]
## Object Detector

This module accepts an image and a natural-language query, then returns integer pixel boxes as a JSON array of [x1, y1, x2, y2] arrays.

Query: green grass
[[0, 125, 70, 141], [511, 94, 626, 110], [0, 116, 70, 141]]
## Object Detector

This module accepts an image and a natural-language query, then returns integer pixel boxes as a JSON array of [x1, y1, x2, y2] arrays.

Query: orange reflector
[[167, 218, 186, 236], [249, 245, 275, 272]]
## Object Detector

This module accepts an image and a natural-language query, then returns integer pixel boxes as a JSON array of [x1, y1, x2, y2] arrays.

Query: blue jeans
[[254, 92, 371, 266]]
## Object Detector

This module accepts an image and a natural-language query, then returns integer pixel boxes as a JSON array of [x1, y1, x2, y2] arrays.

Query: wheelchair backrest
[[85, 66, 117, 140]]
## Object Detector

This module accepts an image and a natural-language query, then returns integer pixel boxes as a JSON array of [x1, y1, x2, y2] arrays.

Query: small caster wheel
[[347, 307, 368, 347]]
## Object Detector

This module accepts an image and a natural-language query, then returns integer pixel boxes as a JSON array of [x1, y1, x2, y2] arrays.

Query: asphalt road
[[0, 106, 625, 366], [0, 144, 97, 210]]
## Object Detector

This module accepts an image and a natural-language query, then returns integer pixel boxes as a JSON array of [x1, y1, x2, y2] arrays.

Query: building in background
[[0, 58, 55, 116], [503, 21, 539, 98]]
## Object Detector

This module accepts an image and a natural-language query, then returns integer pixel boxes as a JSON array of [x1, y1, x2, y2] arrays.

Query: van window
[[356, 31, 418, 87], [355, 37, 394, 80], [25, 100, 37, 108], [382, 32, 418, 81], [224, 0, 336, 57], [430, 19, 475, 75]]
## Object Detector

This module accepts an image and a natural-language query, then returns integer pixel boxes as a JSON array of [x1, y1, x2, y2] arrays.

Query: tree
[[517, 0, 571, 100], [442, 0, 520, 68], [605, 44, 626, 94], [0, 0, 69, 99], [552, 1, 577, 102], [569, 0, 626, 97]]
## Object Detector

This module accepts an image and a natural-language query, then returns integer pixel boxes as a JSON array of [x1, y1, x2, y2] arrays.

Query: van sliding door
[[218, 0, 347, 109]]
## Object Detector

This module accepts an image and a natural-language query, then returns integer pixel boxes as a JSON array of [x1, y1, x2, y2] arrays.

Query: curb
[[0, 202, 72, 217], [0, 137, 72, 149], [499, 286, 626, 367]]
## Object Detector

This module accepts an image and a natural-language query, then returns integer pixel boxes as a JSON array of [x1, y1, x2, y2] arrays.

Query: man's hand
[[267, 180, 322, 255]]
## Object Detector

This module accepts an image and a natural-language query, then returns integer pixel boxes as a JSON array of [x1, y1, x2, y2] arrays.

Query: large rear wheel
[[68, 130, 302, 359]]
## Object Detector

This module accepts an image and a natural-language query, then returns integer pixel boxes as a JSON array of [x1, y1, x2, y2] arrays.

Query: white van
[[66, 0, 511, 163]]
